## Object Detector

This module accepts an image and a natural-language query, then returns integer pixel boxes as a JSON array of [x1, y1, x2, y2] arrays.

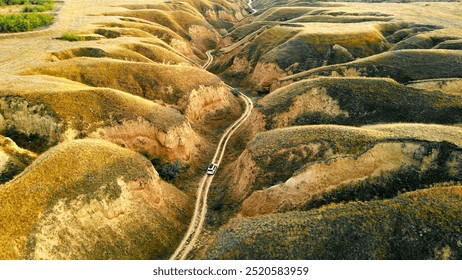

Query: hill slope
[[205, 184, 462, 259], [0, 139, 193, 259]]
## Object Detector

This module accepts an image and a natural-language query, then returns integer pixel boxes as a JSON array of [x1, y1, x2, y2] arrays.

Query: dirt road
[[170, 51, 254, 260]]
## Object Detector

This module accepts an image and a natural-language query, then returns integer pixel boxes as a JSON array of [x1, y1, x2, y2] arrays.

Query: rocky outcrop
[[181, 85, 242, 123], [90, 118, 200, 162]]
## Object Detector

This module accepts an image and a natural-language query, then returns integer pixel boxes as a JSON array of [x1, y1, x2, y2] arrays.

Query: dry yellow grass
[[0, 136, 37, 161], [108, 5, 217, 46], [241, 135, 462, 217], [49, 45, 152, 63], [216, 1, 462, 94], [408, 79, 462, 95], [241, 141, 424, 216], [9, 87, 186, 131], [121, 0, 248, 29], [249, 123, 462, 163], [249, 125, 386, 158], [284, 49, 462, 83], [50, 32, 193, 64], [205, 184, 462, 259], [255, 77, 462, 129], [219, 12, 392, 91], [122, 41, 192, 65], [254, 6, 316, 22], [219, 125, 386, 208]]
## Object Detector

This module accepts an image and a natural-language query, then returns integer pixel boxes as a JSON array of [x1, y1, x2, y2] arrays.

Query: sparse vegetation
[[256, 77, 462, 129], [0, 136, 37, 184], [286, 50, 462, 84], [0, 139, 193, 259], [120, 17, 136, 22], [57, 32, 83, 41], [25, 58, 223, 106], [303, 157, 460, 212]]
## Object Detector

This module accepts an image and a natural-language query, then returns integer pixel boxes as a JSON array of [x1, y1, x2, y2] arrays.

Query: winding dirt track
[[170, 51, 254, 260], [0, 0, 154, 74]]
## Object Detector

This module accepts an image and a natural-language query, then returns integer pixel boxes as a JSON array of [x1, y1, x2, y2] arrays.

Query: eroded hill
[[203, 0, 462, 260], [205, 184, 462, 259]]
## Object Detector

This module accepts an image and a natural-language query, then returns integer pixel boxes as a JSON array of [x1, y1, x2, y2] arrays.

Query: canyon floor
[[0, 0, 461, 260]]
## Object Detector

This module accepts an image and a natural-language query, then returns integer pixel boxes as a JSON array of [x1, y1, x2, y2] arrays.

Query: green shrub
[[22, 3, 53, 13], [0, 0, 54, 32], [1, 0, 51, 5], [120, 18, 136, 22], [0, 13, 53, 32], [149, 157, 184, 182], [57, 32, 83, 42]]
